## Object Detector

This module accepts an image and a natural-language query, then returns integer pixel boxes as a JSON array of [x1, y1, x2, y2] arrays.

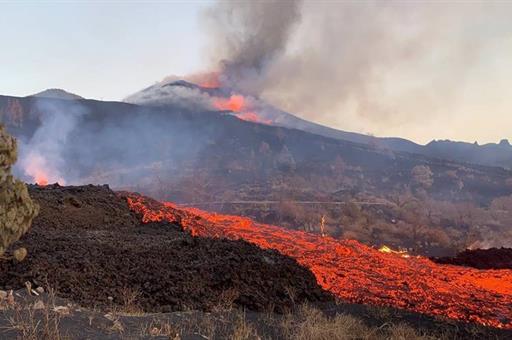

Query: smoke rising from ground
[[204, 1, 512, 144], [16, 100, 86, 185], [11, 98, 215, 190]]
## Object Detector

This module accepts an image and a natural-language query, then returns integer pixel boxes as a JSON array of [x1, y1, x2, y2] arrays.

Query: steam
[[11, 97, 217, 191], [203, 0, 302, 95], [203, 1, 512, 143], [16, 99, 86, 185]]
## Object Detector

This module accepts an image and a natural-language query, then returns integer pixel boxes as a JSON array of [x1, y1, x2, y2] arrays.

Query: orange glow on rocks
[[213, 95, 246, 112], [36, 176, 48, 186], [234, 112, 272, 125], [212, 95, 272, 125], [126, 193, 512, 329]]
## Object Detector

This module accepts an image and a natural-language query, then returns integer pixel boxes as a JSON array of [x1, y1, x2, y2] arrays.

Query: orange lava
[[126, 194, 512, 329], [213, 95, 246, 112], [234, 112, 272, 125], [212, 94, 271, 125]]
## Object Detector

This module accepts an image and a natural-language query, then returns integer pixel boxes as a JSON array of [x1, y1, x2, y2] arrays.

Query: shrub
[[0, 124, 39, 256]]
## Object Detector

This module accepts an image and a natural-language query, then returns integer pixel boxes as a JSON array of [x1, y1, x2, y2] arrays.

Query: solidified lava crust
[[0, 185, 331, 313], [432, 247, 512, 270]]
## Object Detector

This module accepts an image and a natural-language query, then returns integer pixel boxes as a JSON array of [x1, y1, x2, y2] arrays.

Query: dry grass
[[212, 288, 240, 312], [278, 304, 433, 340], [118, 287, 144, 315], [139, 318, 180, 339], [2, 288, 69, 340], [387, 323, 434, 340], [280, 304, 371, 340], [0, 290, 457, 339], [230, 311, 258, 340], [133, 303, 442, 339]]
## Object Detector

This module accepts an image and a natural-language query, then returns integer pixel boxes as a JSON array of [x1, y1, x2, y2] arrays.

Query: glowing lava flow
[[378, 245, 410, 258], [126, 194, 512, 329], [212, 94, 272, 125]]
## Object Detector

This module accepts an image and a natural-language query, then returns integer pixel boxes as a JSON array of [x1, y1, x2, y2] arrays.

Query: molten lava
[[126, 194, 512, 329], [212, 94, 272, 125], [213, 94, 246, 112], [378, 245, 410, 258], [234, 112, 272, 125]]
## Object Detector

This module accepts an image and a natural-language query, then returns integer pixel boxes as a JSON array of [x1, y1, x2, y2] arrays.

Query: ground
[[0, 184, 509, 339]]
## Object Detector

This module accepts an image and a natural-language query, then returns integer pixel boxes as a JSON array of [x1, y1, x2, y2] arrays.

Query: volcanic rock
[[431, 247, 512, 269], [0, 184, 331, 313]]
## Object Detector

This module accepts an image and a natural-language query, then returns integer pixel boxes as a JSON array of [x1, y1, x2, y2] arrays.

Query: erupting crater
[[212, 94, 272, 125], [126, 193, 512, 329]]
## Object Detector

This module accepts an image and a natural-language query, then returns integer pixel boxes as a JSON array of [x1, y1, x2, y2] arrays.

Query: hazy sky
[[0, 0, 211, 100], [1, 1, 511, 144]]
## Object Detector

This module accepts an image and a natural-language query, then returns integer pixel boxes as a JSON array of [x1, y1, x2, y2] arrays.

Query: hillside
[[126, 79, 512, 169], [1, 94, 512, 255]]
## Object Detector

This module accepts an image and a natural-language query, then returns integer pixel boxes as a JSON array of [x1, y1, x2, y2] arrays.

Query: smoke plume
[[203, 0, 302, 95], [203, 1, 512, 144], [16, 99, 86, 185]]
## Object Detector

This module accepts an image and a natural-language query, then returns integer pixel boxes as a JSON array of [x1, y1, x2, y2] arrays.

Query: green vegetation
[[0, 125, 38, 257]]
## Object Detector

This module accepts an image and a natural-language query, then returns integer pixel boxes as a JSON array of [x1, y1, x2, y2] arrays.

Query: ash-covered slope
[[126, 79, 512, 169], [0, 184, 330, 312], [0, 93, 511, 206]]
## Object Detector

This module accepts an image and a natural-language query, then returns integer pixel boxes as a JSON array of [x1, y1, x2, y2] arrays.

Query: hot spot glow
[[22, 152, 64, 186], [213, 95, 246, 112], [234, 112, 272, 125], [212, 94, 272, 125], [35, 175, 48, 186], [378, 245, 410, 258], [23, 153, 50, 186]]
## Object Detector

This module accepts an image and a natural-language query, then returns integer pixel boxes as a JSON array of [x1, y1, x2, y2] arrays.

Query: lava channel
[[126, 193, 512, 329]]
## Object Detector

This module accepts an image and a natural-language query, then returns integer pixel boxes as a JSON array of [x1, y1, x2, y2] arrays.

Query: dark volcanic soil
[[0, 184, 331, 312], [431, 247, 512, 269]]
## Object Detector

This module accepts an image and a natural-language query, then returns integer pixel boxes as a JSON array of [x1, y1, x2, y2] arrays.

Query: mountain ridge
[[125, 79, 512, 169], [31, 88, 83, 100]]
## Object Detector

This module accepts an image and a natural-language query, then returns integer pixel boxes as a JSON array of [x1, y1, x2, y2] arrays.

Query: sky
[[0, 0, 211, 100], [0, 0, 511, 145]]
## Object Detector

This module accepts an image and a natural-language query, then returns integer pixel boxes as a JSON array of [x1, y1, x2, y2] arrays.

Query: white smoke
[[15, 99, 86, 185]]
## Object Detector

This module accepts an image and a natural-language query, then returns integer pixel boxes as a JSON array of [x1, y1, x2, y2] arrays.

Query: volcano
[[2, 92, 512, 256], [125, 78, 512, 169]]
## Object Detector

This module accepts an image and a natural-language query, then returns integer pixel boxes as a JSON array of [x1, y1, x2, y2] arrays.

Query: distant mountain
[[126, 79, 512, 169], [32, 89, 83, 100], [1, 93, 511, 207], [3, 93, 512, 255]]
